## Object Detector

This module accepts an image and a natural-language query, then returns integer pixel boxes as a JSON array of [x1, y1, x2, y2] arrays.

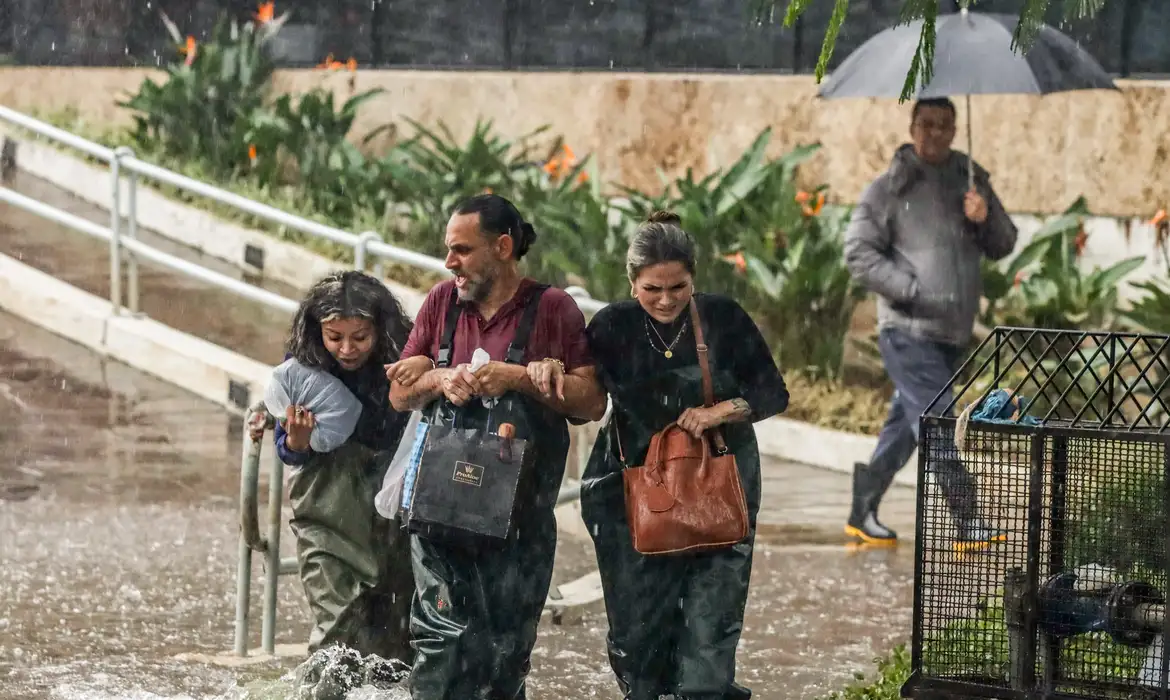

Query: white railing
[[0, 104, 608, 316]]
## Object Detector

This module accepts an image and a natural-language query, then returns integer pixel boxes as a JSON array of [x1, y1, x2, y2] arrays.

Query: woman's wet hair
[[287, 270, 413, 370], [451, 193, 537, 260], [626, 209, 697, 281]]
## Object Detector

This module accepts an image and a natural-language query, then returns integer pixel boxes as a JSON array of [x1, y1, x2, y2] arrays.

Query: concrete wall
[[2, 67, 1168, 217]]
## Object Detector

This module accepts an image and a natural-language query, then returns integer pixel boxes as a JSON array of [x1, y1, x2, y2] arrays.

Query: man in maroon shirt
[[388, 193, 606, 699]]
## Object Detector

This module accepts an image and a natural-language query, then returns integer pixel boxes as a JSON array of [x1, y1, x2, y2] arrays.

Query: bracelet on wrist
[[544, 358, 565, 372]]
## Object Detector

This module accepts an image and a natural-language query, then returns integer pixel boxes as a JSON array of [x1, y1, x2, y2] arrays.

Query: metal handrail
[[0, 104, 610, 315], [236, 404, 285, 656], [0, 185, 301, 314]]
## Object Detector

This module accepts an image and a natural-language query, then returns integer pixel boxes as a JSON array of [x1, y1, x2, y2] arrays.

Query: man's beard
[[456, 267, 497, 303]]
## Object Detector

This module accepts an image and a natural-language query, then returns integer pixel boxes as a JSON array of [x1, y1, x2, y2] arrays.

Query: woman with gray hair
[[579, 211, 790, 700]]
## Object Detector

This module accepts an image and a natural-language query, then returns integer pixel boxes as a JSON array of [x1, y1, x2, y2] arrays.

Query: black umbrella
[[817, 8, 1117, 187]]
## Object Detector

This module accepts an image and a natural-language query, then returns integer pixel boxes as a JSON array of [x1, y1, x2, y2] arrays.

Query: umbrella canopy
[[817, 10, 1117, 100]]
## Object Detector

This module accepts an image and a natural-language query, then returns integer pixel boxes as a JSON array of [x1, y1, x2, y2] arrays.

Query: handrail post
[[355, 231, 379, 272], [261, 449, 284, 655], [234, 411, 262, 656], [108, 149, 123, 314], [115, 147, 140, 315]]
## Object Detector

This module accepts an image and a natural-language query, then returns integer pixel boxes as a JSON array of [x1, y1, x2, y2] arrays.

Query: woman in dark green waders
[[580, 211, 790, 700], [271, 270, 416, 664]]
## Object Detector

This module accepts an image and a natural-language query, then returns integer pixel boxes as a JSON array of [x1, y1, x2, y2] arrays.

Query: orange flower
[[179, 35, 197, 65], [543, 144, 579, 181], [1013, 270, 1028, 288], [1151, 209, 1167, 227], [316, 54, 345, 70], [795, 189, 825, 216], [254, 1, 275, 24], [482, 187, 493, 194], [723, 251, 747, 275], [248, 144, 258, 164], [316, 56, 358, 71], [1073, 226, 1088, 257]]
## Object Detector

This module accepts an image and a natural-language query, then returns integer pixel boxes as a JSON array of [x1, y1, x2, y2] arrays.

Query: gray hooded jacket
[[844, 144, 1018, 348]]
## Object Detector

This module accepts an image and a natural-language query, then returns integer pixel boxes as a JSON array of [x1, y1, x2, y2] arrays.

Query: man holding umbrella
[[823, 7, 1117, 548], [843, 96, 1016, 548]]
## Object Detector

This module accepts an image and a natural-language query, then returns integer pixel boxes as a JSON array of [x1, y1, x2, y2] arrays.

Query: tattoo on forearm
[[726, 398, 752, 420]]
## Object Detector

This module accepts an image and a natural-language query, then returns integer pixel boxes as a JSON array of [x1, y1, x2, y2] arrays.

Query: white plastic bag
[[374, 410, 425, 521], [263, 358, 363, 454], [470, 347, 497, 409]]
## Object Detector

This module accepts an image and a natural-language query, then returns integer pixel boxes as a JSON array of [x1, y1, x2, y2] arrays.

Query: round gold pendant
[[664, 350, 673, 359]]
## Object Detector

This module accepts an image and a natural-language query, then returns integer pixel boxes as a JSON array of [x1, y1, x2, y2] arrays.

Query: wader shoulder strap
[[437, 284, 548, 367], [436, 293, 464, 369], [505, 285, 548, 365]]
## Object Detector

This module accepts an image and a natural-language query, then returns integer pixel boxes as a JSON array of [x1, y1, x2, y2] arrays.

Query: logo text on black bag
[[452, 461, 485, 487]]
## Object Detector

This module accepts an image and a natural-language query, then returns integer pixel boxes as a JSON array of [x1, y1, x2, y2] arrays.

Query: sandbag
[[264, 357, 363, 453]]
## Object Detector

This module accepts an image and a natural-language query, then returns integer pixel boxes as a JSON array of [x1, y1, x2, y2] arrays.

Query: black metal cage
[[904, 327, 1170, 700]]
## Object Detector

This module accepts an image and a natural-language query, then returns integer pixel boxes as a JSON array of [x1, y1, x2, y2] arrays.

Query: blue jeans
[[866, 327, 979, 525]]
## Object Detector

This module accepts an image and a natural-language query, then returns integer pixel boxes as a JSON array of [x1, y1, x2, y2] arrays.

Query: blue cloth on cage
[[971, 389, 1041, 425]]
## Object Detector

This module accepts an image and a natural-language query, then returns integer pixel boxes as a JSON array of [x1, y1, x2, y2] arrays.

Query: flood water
[[0, 172, 915, 700], [0, 307, 914, 700]]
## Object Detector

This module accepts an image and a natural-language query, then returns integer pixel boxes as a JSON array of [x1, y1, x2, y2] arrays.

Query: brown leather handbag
[[618, 300, 750, 556]]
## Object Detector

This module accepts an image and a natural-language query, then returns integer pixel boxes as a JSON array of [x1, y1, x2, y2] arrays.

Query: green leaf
[[1090, 256, 1145, 293], [898, 0, 938, 102], [814, 0, 853, 83]]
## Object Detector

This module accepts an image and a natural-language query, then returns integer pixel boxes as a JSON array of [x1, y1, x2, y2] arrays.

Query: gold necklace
[[644, 316, 688, 359]]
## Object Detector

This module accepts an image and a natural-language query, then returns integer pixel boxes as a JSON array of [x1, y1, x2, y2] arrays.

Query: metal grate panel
[[907, 328, 1170, 700]]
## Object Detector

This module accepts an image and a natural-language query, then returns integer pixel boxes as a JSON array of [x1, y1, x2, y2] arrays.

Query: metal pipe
[[278, 557, 298, 576], [234, 425, 259, 656], [261, 450, 284, 654], [355, 231, 380, 272], [564, 286, 606, 315], [0, 105, 115, 162], [557, 479, 582, 507], [121, 156, 362, 248], [240, 423, 265, 553], [122, 237, 299, 313], [109, 152, 122, 314], [366, 238, 453, 276], [233, 532, 253, 657], [0, 187, 300, 314], [0, 108, 618, 315], [116, 147, 141, 315]]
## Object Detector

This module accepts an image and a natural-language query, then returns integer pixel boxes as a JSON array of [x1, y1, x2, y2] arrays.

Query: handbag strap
[[689, 300, 714, 409], [689, 299, 729, 455], [611, 298, 727, 466]]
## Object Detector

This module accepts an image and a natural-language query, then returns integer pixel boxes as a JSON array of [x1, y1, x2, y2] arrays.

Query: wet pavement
[[1, 172, 919, 699], [0, 307, 917, 700]]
